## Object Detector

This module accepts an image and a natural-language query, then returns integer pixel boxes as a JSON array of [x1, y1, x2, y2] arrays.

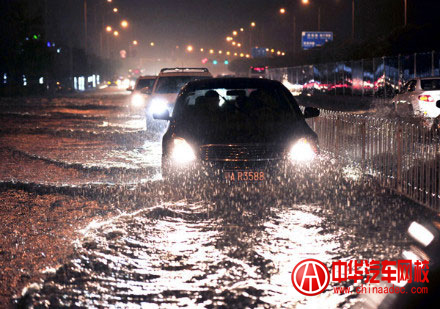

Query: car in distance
[[146, 68, 212, 119], [153, 77, 320, 181], [393, 77, 440, 119], [127, 75, 157, 112]]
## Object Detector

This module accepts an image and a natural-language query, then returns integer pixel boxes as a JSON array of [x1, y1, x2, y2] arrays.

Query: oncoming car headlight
[[289, 138, 317, 162], [131, 94, 144, 107], [150, 98, 169, 115], [171, 138, 196, 164]]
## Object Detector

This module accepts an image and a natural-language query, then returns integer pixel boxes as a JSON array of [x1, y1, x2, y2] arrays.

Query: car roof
[[137, 75, 156, 80], [158, 67, 212, 77], [182, 77, 282, 91]]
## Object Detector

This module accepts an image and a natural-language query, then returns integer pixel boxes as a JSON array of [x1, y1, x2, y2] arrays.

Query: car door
[[395, 80, 416, 114]]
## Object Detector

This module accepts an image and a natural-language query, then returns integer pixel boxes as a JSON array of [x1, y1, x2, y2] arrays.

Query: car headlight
[[150, 98, 168, 115], [171, 138, 196, 164], [289, 138, 317, 162], [131, 94, 144, 107]]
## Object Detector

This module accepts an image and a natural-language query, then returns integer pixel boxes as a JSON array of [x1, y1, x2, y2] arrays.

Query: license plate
[[223, 170, 266, 182]]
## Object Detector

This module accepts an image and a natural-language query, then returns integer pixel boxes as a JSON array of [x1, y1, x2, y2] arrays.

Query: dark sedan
[[153, 78, 320, 181]]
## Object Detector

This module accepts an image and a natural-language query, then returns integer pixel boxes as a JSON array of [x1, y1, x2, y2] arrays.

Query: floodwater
[[0, 89, 433, 308]]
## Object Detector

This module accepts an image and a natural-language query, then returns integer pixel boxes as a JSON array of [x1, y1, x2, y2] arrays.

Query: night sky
[[41, 0, 439, 60]]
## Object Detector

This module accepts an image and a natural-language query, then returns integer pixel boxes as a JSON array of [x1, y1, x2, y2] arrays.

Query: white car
[[127, 75, 157, 112], [146, 68, 212, 119], [393, 77, 440, 119]]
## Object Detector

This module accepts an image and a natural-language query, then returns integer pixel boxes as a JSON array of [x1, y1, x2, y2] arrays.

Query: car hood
[[174, 116, 316, 145]]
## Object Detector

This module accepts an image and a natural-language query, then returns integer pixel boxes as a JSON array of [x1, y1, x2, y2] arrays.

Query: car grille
[[199, 144, 285, 162]]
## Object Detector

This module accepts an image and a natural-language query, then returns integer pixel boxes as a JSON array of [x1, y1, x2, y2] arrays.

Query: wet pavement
[[0, 88, 435, 308]]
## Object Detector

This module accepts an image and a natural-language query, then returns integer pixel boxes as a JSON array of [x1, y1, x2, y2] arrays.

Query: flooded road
[[0, 89, 434, 308]]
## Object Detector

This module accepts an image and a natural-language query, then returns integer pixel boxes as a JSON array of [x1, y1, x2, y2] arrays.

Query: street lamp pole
[[84, 0, 88, 53], [293, 15, 297, 54], [317, 6, 321, 31], [404, 0, 407, 26], [352, 0, 355, 39]]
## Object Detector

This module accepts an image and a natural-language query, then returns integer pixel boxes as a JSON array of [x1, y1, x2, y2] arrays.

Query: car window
[[407, 80, 417, 92], [175, 86, 300, 120], [135, 78, 155, 90], [400, 82, 409, 93], [421, 79, 440, 91], [154, 76, 211, 94]]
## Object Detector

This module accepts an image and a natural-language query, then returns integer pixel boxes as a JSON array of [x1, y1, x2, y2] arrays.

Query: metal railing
[[268, 51, 440, 98], [307, 112, 440, 211]]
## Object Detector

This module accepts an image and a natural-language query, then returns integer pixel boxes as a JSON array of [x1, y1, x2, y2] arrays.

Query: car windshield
[[175, 86, 301, 120], [420, 79, 440, 90], [135, 78, 155, 90], [155, 76, 210, 94], [173, 85, 302, 142]]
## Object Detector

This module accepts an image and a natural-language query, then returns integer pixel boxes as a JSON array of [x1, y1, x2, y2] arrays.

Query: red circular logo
[[291, 259, 330, 296]]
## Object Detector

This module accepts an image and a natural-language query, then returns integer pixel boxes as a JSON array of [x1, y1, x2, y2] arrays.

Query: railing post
[[396, 123, 403, 191], [361, 119, 366, 171], [334, 115, 339, 157], [414, 52, 417, 78], [383, 56, 386, 98]]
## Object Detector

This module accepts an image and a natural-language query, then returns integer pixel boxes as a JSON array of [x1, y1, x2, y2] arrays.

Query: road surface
[[0, 88, 434, 308]]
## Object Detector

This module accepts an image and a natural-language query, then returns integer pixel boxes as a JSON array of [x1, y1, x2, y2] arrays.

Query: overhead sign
[[301, 32, 333, 50], [251, 47, 267, 58]]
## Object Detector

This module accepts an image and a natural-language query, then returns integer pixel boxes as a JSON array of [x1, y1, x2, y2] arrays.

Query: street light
[[113, 30, 119, 37], [240, 28, 244, 32], [133, 40, 138, 45], [106, 25, 112, 32], [302, 0, 309, 4], [280, 8, 286, 14], [200, 48, 204, 52], [150, 42, 155, 46], [209, 49, 214, 54], [232, 30, 238, 36], [121, 20, 128, 28], [113, 7, 118, 13], [186, 45, 193, 52], [250, 22, 256, 27], [107, 0, 112, 3]]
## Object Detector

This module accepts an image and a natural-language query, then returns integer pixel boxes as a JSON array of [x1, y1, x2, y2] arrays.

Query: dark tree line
[[0, 0, 117, 96]]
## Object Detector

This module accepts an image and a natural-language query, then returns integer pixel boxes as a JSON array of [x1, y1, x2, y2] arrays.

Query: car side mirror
[[126, 87, 133, 92], [153, 109, 171, 120], [304, 107, 320, 118], [141, 87, 152, 95], [437, 101, 440, 109]]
